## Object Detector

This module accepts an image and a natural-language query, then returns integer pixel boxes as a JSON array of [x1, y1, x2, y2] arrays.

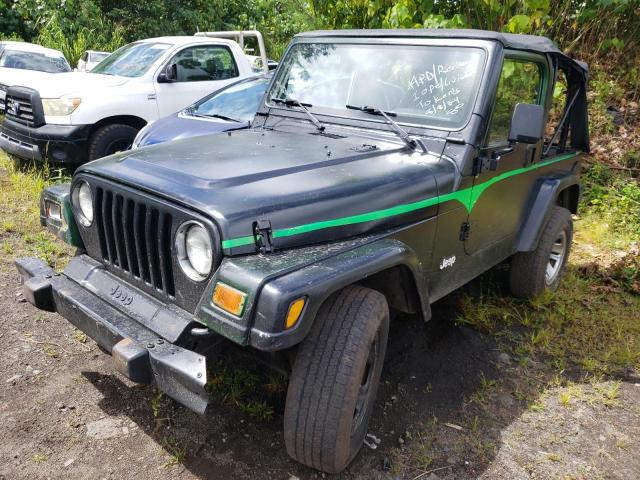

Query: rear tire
[[284, 285, 389, 473], [88, 124, 138, 160], [509, 206, 573, 298]]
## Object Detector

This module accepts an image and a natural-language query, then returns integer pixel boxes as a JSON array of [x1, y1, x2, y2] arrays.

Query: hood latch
[[254, 218, 274, 254]]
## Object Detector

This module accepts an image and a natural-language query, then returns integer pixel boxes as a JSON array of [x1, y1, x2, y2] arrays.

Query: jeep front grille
[[94, 186, 175, 297]]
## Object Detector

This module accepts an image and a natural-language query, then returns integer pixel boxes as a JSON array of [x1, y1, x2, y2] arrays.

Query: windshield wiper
[[184, 108, 239, 122], [346, 104, 428, 153], [197, 113, 239, 122], [271, 97, 325, 132], [208, 113, 240, 122]]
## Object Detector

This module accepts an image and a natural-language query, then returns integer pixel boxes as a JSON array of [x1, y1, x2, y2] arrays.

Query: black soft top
[[296, 28, 588, 76]]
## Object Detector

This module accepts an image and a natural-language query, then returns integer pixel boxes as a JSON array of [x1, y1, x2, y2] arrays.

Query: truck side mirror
[[508, 103, 544, 144], [157, 63, 177, 83]]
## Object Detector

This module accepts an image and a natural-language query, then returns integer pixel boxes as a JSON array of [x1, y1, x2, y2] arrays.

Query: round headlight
[[176, 222, 213, 281], [72, 180, 93, 226]]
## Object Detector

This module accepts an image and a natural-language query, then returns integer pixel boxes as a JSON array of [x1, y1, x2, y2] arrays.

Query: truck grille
[[94, 186, 175, 297], [5, 95, 35, 125], [3, 86, 45, 127]]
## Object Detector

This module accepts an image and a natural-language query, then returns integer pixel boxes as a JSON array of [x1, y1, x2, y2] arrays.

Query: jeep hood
[[23, 71, 128, 97], [78, 127, 450, 253]]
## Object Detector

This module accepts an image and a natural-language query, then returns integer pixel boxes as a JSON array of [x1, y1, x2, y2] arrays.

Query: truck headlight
[[42, 97, 81, 116], [71, 180, 93, 226], [176, 221, 213, 281]]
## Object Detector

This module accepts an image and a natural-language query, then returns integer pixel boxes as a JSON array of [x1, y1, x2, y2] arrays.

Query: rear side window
[[171, 45, 239, 82], [487, 58, 543, 145]]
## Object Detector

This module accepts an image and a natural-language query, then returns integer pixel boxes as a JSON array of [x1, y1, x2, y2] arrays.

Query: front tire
[[88, 124, 138, 161], [284, 285, 389, 473], [509, 206, 573, 298]]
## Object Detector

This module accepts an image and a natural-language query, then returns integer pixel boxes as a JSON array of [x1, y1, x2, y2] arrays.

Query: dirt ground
[[1, 258, 639, 480]]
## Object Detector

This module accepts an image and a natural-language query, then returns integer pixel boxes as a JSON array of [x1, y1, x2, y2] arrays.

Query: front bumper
[[15, 255, 209, 414], [0, 119, 91, 163]]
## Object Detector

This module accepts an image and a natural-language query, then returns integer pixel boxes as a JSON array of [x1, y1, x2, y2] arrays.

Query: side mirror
[[508, 103, 544, 144], [157, 63, 177, 83]]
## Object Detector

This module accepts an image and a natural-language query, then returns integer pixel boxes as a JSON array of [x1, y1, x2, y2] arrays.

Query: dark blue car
[[131, 74, 271, 149]]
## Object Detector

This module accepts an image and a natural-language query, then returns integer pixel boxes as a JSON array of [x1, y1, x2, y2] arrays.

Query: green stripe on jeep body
[[221, 152, 579, 249]]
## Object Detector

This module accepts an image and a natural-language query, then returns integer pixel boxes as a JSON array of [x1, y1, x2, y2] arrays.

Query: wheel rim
[[105, 138, 132, 156], [352, 330, 379, 435], [545, 229, 567, 285]]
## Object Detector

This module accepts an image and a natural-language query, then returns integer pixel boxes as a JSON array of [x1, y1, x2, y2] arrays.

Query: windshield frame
[[90, 41, 171, 78], [265, 37, 492, 133]]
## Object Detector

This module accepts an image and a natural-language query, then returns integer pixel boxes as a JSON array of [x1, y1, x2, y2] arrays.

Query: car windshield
[[189, 77, 269, 122], [91, 42, 170, 77], [269, 43, 486, 129], [91, 52, 110, 63], [0, 50, 70, 73]]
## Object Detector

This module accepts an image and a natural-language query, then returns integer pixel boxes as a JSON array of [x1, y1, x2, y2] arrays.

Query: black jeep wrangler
[[16, 29, 588, 473]]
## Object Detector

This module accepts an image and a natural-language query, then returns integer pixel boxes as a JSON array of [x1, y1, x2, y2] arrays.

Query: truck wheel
[[509, 206, 573, 298], [88, 124, 138, 160], [284, 285, 389, 473]]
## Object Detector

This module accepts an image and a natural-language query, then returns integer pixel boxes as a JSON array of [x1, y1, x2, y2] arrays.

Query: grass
[[72, 329, 87, 344], [31, 453, 48, 463], [0, 152, 73, 270], [207, 364, 284, 421], [162, 437, 188, 467], [469, 372, 500, 407], [456, 176, 640, 378]]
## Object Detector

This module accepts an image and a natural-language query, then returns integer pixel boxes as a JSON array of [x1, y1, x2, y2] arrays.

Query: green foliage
[[582, 164, 640, 239], [36, 12, 125, 67], [488, 59, 543, 144], [207, 363, 283, 421], [1, 0, 638, 65]]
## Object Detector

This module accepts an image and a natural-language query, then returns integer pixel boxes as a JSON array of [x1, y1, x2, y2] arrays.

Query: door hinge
[[459, 222, 471, 241], [254, 218, 274, 254], [473, 156, 498, 175]]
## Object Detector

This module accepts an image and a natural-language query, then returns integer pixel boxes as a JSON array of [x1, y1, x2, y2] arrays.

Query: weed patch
[[0, 153, 73, 270], [207, 358, 285, 422]]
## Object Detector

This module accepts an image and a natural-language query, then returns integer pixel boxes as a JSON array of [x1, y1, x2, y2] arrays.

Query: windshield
[[91, 52, 110, 63], [189, 77, 269, 122], [269, 43, 486, 129], [0, 50, 70, 73], [91, 42, 170, 77]]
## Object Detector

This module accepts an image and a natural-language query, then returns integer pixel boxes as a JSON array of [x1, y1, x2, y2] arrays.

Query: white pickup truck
[[0, 32, 266, 165], [0, 41, 71, 112]]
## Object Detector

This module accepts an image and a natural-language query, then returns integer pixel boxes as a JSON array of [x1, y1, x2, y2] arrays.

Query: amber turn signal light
[[285, 297, 306, 330], [212, 282, 247, 316]]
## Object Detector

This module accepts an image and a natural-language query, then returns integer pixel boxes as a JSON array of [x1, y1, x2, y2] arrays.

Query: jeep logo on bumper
[[110, 284, 134, 306]]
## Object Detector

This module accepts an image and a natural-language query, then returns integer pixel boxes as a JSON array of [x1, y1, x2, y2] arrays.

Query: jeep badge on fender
[[17, 29, 588, 474]]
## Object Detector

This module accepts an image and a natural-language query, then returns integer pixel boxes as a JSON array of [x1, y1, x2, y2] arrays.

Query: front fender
[[516, 168, 581, 252], [249, 238, 426, 351]]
